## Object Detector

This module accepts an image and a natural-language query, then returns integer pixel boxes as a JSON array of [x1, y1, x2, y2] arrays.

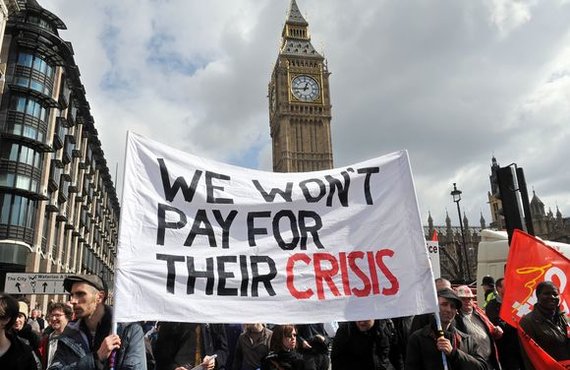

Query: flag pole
[[434, 311, 449, 370], [109, 131, 133, 370]]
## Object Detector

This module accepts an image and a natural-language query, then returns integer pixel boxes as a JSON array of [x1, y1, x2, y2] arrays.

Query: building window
[[62, 135, 74, 164], [4, 121, 45, 143], [49, 159, 63, 190], [26, 15, 57, 33], [6, 95, 49, 144], [11, 95, 49, 122], [14, 52, 55, 96], [17, 52, 54, 77], [42, 211, 50, 255], [0, 194, 36, 228], [0, 173, 39, 192], [0, 142, 43, 170], [52, 221, 60, 260]]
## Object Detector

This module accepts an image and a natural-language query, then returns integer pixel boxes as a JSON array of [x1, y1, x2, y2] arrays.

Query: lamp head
[[451, 183, 462, 202]]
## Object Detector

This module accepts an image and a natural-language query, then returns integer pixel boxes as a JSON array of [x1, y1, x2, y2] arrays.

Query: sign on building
[[4, 273, 70, 295], [426, 241, 441, 278]]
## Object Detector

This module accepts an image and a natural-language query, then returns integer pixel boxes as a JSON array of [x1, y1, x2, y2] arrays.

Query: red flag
[[500, 230, 570, 369], [518, 326, 570, 370], [500, 230, 570, 328], [431, 229, 438, 242]]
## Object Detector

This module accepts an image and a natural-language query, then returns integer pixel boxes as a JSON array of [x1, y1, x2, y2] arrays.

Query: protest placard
[[114, 133, 437, 323]]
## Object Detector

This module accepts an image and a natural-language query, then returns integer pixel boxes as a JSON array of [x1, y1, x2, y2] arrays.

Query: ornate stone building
[[528, 191, 570, 243], [425, 212, 484, 283], [428, 157, 570, 282], [0, 0, 119, 310], [487, 157, 569, 243], [269, 0, 333, 172]]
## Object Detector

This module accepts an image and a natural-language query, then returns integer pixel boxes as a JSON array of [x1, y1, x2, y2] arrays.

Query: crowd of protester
[[0, 274, 568, 370]]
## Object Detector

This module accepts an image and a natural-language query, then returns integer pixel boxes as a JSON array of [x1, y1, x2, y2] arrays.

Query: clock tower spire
[[269, 0, 333, 172]]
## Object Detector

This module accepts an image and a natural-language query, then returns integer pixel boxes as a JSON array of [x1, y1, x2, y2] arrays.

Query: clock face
[[291, 75, 320, 102]]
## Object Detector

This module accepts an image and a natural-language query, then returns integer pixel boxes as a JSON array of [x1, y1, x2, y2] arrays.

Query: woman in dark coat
[[261, 325, 304, 370]]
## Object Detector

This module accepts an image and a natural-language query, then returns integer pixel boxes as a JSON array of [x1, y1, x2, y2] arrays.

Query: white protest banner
[[114, 133, 437, 323], [426, 241, 441, 279]]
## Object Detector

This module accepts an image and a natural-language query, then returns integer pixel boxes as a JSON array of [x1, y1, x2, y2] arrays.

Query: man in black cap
[[48, 275, 147, 370], [405, 288, 487, 370], [481, 275, 497, 308]]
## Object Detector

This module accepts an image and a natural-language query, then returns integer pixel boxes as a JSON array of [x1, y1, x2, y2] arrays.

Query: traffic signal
[[496, 164, 534, 244]]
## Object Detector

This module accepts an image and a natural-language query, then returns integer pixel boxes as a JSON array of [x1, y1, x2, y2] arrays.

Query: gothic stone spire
[[286, 0, 308, 26]]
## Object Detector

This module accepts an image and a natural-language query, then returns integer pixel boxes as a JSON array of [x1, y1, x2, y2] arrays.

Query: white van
[[476, 229, 570, 305], [476, 230, 509, 305]]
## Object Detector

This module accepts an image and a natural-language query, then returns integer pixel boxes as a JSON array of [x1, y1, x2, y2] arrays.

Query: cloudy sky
[[40, 0, 570, 227]]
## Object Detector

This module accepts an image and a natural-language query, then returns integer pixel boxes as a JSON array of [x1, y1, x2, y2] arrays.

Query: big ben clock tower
[[269, 0, 333, 172]]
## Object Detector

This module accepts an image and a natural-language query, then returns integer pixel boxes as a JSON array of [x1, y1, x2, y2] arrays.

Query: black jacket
[[519, 307, 570, 369], [297, 324, 329, 355], [261, 350, 304, 370], [155, 322, 228, 370], [331, 321, 394, 370], [0, 332, 41, 370], [405, 322, 488, 370], [16, 323, 41, 352], [485, 297, 523, 370]]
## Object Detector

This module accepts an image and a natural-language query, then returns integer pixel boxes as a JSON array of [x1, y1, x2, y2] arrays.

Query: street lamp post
[[451, 183, 471, 283]]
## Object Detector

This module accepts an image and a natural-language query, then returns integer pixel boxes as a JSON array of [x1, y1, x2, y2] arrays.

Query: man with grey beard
[[454, 285, 502, 370]]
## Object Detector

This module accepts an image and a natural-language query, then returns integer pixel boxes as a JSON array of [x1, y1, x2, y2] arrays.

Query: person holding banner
[[154, 322, 228, 370], [518, 281, 570, 369], [409, 278, 452, 335], [48, 275, 147, 370], [405, 288, 487, 370], [297, 323, 330, 370]]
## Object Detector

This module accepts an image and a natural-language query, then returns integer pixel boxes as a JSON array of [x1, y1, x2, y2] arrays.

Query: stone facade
[[269, 0, 333, 173], [425, 212, 484, 283], [487, 156, 569, 243], [529, 191, 570, 243], [0, 0, 119, 311]]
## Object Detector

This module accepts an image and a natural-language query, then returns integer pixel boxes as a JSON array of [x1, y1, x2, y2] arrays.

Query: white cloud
[[40, 0, 570, 227], [485, 0, 534, 37]]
